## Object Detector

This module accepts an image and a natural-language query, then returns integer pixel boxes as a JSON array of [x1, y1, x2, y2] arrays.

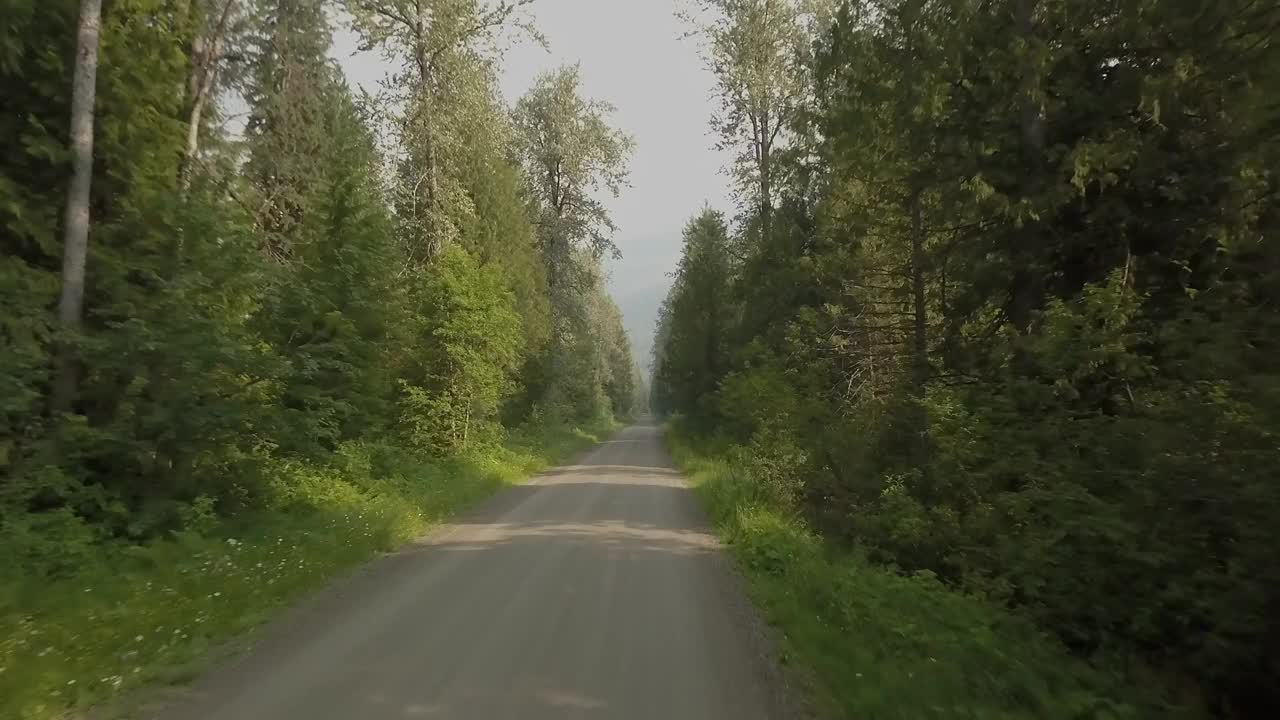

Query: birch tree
[[510, 66, 632, 421], [683, 0, 810, 239], [346, 0, 537, 261], [179, 0, 244, 188], [51, 0, 104, 413], [512, 65, 633, 289]]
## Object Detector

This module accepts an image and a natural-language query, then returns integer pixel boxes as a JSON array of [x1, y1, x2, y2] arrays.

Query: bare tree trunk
[[423, 129, 438, 205], [51, 0, 104, 414], [179, 69, 210, 189], [178, 0, 237, 189], [758, 114, 772, 240], [413, 27, 440, 258], [419, 98, 440, 257], [462, 400, 470, 451]]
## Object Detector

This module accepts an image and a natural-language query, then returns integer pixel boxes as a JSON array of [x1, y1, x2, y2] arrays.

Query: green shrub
[[0, 420, 612, 720], [669, 427, 1191, 719]]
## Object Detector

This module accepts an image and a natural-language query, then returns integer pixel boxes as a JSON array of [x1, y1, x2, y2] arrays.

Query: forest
[[1, 0, 641, 715], [5, 0, 1280, 718], [655, 0, 1280, 717]]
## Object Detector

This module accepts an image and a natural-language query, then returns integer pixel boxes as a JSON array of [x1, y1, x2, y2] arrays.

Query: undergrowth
[[667, 428, 1192, 720], [0, 421, 613, 720]]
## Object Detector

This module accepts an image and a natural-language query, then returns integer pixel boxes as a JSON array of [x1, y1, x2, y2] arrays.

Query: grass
[[666, 429, 1178, 720], [0, 420, 614, 720]]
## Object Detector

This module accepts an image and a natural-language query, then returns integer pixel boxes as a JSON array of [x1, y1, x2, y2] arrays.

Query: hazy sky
[[333, 0, 734, 369]]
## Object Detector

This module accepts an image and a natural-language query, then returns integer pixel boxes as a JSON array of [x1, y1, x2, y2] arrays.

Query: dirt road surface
[[150, 422, 793, 720]]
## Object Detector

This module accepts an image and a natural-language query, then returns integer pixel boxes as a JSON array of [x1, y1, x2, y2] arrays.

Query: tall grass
[[667, 429, 1186, 720], [0, 421, 613, 720]]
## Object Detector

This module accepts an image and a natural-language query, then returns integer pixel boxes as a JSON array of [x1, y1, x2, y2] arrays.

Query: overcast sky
[[333, 0, 733, 371]]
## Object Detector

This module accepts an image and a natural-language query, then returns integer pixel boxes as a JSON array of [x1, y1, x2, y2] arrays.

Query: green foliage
[[2, 1, 637, 715], [513, 65, 634, 266], [509, 67, 638, 428], [399, 246, 523, 452], [0, 420, 613, 720], [457, 158, 552, 354], [651, 209, 734, 421], [669, 426, 1178, 719], [654, 0, 1280, 715]]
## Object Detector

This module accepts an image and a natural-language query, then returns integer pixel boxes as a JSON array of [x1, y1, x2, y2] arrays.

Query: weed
[[0, 421, 614, 720], [667, 429, 1190, 720]]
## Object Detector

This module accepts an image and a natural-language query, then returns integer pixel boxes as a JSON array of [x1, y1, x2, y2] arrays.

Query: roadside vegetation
[[2, 2, 642, 718], [670, 425, 1186, 720], [660, 1, 1280, 718], [0, 422, 612, 720]]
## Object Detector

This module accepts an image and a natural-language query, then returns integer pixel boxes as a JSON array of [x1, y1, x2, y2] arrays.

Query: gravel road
[[152, 421, 793, 720]]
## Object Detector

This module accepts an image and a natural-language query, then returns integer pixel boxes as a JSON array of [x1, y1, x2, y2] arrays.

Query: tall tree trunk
[[178, 0, 237, 189], [901, 3, 929, 394], [179, 64, 209, 189], [51, 0, 104, 414], [412, 19, 441, 258], [909, 188, 928, 392], [421, 111, 440, 255], [759, 114, 772, 240], [908, 187, 931, 476]]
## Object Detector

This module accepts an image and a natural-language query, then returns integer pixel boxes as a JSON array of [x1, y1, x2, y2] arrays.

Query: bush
[[0, 420, 612, 720], [668, 426, 1191, 719]]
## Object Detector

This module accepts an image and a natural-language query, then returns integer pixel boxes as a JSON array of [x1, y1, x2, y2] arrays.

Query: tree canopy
[[1, 0, 637, 552], [656, 0, 1280, 715]]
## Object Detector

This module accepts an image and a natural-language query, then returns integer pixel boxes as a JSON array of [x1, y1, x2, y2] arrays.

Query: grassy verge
[[0, 420, 615, 720], [667, 428, 1181, 720]]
